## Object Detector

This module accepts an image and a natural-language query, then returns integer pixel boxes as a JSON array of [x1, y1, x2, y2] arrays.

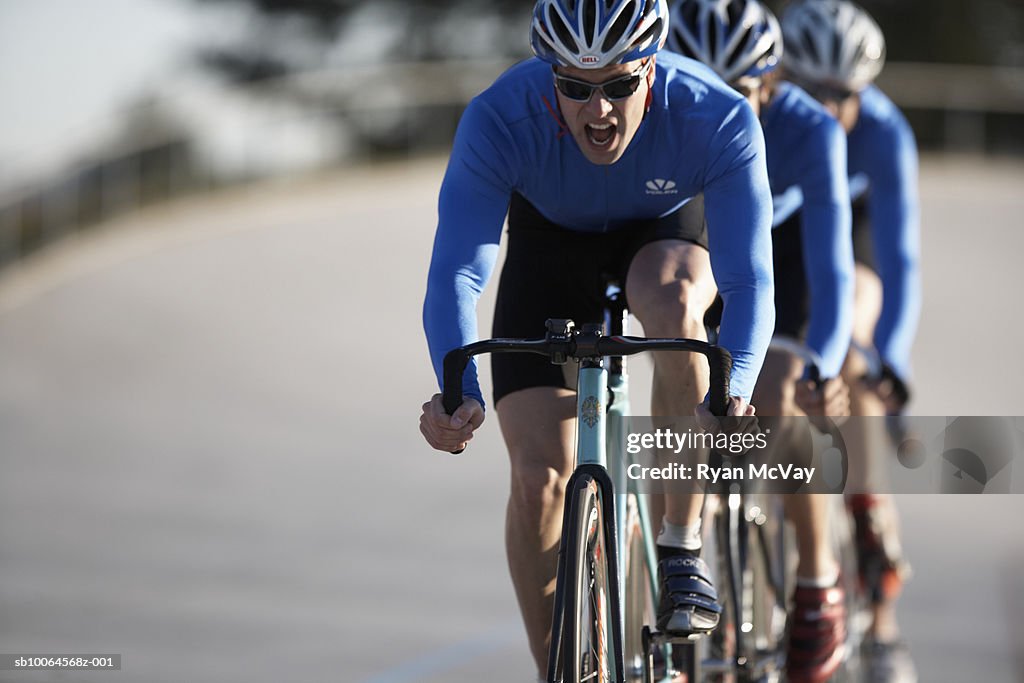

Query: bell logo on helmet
[[580, 55, 600, 65], [645, 178, 678, 195]]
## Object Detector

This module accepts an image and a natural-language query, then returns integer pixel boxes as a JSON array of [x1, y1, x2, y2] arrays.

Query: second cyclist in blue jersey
[[667, 1, 853, 680], [781, 2, 921, 681], [418, 0, 774, 676]]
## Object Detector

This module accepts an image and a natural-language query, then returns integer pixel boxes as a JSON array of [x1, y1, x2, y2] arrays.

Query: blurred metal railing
[[0, 60, 1022, 270], [878, 62, 1024, 114]]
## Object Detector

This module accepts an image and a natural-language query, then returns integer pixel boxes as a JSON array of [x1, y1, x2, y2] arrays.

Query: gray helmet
[[780, 0, 885, 93], [667, 0, 783, 83]]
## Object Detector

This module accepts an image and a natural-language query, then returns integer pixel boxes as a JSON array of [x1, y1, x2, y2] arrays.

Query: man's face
[[797, 79, 861, 132], [553, 57, 655, 165], [731, 76, 764, 118], [820, 95, 861, 133]]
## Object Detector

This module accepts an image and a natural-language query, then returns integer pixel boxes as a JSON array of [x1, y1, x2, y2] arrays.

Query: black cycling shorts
[[771, 209, 809, 339], [769, 193, 875, 340], [850, 194, 877, 274], [491, 193, 708, 406]]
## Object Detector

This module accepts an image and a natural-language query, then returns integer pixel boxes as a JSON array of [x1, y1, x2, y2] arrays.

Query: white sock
[[796, 566, 840, 588], [656, 516, 702, 551]]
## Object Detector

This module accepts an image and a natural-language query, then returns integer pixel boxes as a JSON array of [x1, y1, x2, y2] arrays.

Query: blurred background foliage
[[1, 0, 1022, 268], [192, 0, 1024, 80], [189, 0, 1024, 158]]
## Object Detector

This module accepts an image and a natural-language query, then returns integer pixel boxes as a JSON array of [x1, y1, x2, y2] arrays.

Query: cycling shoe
[[656, 554, 722, 635], [862, 638, 918, 683]]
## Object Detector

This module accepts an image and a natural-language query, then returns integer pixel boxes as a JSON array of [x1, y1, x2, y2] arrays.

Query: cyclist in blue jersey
[[667, 1, 853, 680], [418, 0, 774, 675], [782, 1, 920, 681]]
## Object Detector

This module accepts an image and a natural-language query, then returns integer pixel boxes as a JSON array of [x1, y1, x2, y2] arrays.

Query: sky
[[0, 1, 411, 191], [0, 0, 202, 185]]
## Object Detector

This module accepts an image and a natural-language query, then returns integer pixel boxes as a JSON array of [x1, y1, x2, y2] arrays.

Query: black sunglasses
[[553, 60, 652, 102], [793, 78, 853, 104]]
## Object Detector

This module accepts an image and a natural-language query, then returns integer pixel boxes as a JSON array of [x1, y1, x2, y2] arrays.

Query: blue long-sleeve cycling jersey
[[847, 86, 921, 381], [424, 52, 774, 406], [761, 82, 855, 378]]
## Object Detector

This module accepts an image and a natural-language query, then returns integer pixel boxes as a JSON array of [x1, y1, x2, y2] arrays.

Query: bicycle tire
[[708, 494, 739, 683], [623, 495, 656, 682], [747, 495, 788, 682], [708, 493, 788, 683], [830, 496, 865, 682], [562, 474, 614, 683]]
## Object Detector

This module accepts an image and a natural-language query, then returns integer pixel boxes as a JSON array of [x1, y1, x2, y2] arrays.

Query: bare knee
[[753, 350, 802, 417], [852, 265, 882, 346], [508, 458, 570, 524], [497, 388, 575, 523], [625, 241, 715, 339], [631, 279, 711, 339]]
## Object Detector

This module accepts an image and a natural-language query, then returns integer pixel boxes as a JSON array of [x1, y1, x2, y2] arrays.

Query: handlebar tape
[[707, 346, 733, 418]]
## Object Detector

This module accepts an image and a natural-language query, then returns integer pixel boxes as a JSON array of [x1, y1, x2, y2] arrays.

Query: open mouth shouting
[[585, 122, 618, 148]]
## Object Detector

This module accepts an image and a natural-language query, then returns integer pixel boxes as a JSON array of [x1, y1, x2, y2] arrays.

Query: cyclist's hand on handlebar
[[860, 364, 910, 416], [420, 394, 484, 453], [695, 396, 757, 432], [696, 395, 756, 419], [795, 376, 850, 418]]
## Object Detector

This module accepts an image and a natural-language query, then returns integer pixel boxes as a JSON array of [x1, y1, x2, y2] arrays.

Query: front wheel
[[623, 495, 656, 681], [562, 475, 614, 683]]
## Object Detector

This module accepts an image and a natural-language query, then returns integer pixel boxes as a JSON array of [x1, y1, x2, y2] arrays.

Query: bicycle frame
[[546, 358, 628, 681], [570, 295, 667, 683]]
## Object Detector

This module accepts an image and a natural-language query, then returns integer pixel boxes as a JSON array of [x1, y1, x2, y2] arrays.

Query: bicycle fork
[[547, 363, 627, 683], [546, 464, 627, 683]]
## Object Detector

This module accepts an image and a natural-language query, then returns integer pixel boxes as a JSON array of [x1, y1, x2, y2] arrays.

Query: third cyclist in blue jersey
[[419, 0, 775, 678], [782, 1, 921, 681], [667, 1, 854, 680]]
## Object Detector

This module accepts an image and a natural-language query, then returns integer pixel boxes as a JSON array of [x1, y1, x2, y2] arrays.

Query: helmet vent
[[602, 0, 637, 52], [550, 5, 580, 54], [725, 27, 752, 68], [681, 1, 699, 27], [799, 27, 819, 64], [673, 25, 697, 59], [830, 29, 842, 70], [726, 1, 742, 25], [634, 17, 663, 52], [584, 0, 597, 45]]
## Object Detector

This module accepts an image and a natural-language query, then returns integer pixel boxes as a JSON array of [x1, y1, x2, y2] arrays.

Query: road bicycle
[[440, 292, 858, 682], [675, 336, 864, 683], [442, 281, 732, 682]]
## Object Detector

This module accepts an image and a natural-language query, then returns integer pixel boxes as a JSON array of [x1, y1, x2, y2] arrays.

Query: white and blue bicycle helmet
[[780, 0, 885, 93], [530, 0, 671, 69], [667, 0, 782, 83]]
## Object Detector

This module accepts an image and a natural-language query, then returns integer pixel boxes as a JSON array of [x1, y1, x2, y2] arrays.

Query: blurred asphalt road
[[1, 156, 1023, 682]]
